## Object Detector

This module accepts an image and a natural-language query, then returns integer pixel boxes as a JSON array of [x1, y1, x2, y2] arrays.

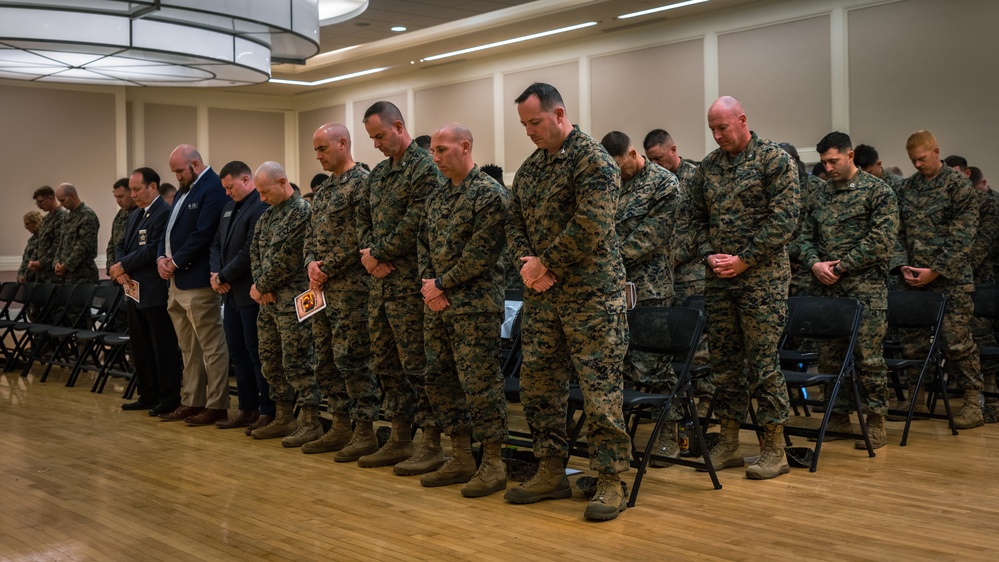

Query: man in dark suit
[[210, 161, 272, 431], [156, 144, 231, 425], [110, 167, 183, 414]]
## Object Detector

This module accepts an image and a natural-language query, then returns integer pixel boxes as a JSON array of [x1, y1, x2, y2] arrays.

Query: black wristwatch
[[434, 277, 444, 290], [832, 264, 845, 276]]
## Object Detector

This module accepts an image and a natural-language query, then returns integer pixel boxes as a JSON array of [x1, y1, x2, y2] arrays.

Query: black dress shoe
[[122, 400, 158, 411], [148, 402, 180, 417]]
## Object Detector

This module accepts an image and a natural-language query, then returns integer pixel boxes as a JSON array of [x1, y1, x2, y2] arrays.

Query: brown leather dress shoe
[[216, 409, 259, 429], [185, 408, 229, 426], [245, 414, 275, 436], [159, 405, 204, 421]]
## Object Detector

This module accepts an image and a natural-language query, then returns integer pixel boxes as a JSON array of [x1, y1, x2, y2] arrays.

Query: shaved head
[[431, 122, 475, 184], [707, 95, 751, 156], [313, 122, 356, 175]]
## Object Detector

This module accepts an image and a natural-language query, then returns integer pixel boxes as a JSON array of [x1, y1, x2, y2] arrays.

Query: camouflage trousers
[[901, 285, 981, 391], [521, 293, 632, 474], [369, 294, 436, 428], [816, 292, 889, 417], [425, 310, 508, 443], [625, 297, 681, 421], [257, 294, 318, 406], [312, 290, 381, 421], [705, 283, 791, 425]]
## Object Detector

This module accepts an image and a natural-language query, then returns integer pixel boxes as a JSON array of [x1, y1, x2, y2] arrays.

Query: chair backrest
[[971, 285, 997, 319], [886, 290, 947, 330], [87, 285, 123, 331], [784, 296, 862, 340], [681, 294, 705, 312], [628, 306, 705, 358], [35, 283, 79, 325], [19, 282, 55, 321], [62, 284, 99, 329], [0, 282, 20, 319]]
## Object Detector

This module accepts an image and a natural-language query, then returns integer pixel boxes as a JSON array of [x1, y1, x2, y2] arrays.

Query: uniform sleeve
[[370, 161, 439, 263], [320, 181, 366, 278], [838, 183, 899, 274], [439, 187, 509, 289], [618, 174, 678, 269], [417, 200, 433, 282], [60, 212, 99, 273], [930, 180, 978, 280], [738, 150, 800, 267], [688, 165, 714, 260], [539, 152, 620, 273], [969, 191, 999, 270], [254, 205, 310, 294], [506, 169, 535, 263], [355, 177, 374, 251]]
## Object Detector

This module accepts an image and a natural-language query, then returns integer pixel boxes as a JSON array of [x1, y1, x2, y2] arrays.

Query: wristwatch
[[434, 277, 444, 290], [832, 264, 845, 276]]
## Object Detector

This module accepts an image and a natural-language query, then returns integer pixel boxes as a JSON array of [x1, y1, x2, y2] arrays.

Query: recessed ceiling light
[[618, 0, 710, 20], [391, 26, 407, 32], [269, 66, 389, 87], [421, 22, 597, 62]]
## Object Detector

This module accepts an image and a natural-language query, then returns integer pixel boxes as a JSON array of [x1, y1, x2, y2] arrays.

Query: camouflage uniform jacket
[[507, 126, 626, 301], [356, 141, 442, 299], [893, 166, 977, 288], [252, 193, 310, 298], [418, 165, 508, 315], [106, 207, 132, 274], [36, 207, 68, 278], [17, 234, 40, 282], [688, 132, 800, 288], [970, 187, 999, 285], [304, 164, 371, 294], [616, 160, 678, 302], [672, 158, 706, 286], [878, 169, 904, 192], [796, 170, 898, 305], [55, 202, 100, 283]]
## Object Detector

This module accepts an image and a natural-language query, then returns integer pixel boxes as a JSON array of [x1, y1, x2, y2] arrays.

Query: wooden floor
[[2, 366, 998, 562]]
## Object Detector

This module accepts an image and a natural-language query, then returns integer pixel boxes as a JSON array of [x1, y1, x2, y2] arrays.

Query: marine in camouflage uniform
[[797, 134, 897, 444], [688, 97, 798, 480], [106, 207, 132, 275], [419, 163, 509, 445], [54, 200, 100, 284], [891, 131, 982, 429], [252, 188, 317, 409], [304, 165, 380, 424], [17, 229, 41, 283], [968, 185, 999, 404], [33, 202, 67, 283]]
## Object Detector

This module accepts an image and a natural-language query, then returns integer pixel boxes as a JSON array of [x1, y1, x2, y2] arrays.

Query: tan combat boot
[[357, 420, 414, 467], [583, 473, 627, 521], [745, 424, 790, 480], [250, 400, 297, 440], [394, 426, 446, 475], [812, 412, 852, 441], [701, 419, 743, 471], [887, 383, 930, 421], [856, 413, 887, 449], [462, 441, 507, 498], [420, 433, 476, 487], [334, 420, 379, 463], [953, 390, 984, 429], [301, 413, 352, 454], [281, 404, 324, 448], [649, 421, 680, 468], [503, 456, 571, 504]]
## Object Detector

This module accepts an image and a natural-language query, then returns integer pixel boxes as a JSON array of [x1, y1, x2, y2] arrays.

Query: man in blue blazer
[[110, 167, 182, 415], [210, 161, 272, 431], [156, 144, 231, 425]]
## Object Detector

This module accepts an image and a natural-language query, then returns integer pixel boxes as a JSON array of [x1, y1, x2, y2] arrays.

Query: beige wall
[[3, 0, 999, 270], [208, 108, 286, 178]]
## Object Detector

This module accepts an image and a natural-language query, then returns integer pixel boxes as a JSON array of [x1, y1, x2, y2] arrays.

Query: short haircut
[[481, 164, 505, 187], [944, 154, 968, 171], [132, 167, 160, 187], [363, 101, 405, 126], [600, 131, 632, 158], [219, 160, 252, 180], [906, 130, 938, 152], [816, 132, 853, 155], [642, 129, 673, 151], [33, 185, 54, 199], [23, 210, 43, 229], [811, 162, 826, 177], [853, 144, 879, 169], [414, 135, 431, 150], [778, 142, 801, 163], [113, 177, 129, 191], [159, 182, 176, 195], [970, 166, 984, 186], [310, 173, 329, 189], [514, 82, 564, 111]]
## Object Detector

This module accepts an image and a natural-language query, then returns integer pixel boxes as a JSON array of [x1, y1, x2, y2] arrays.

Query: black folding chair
[[567, 306, 720, 507], [884, 290, 954, 445], [37, 284, 122, 384], [777, 296, 873, 471], [4, 283, 73, 373], [20, 284, 98, 377], [0, 282, 21, 320], [0, 282, 49, 368], [972, 285, 999, 404]]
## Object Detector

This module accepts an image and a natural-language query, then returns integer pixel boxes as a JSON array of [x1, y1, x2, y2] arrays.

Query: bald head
[[55, 182, 82, 210], [707, 95, 751, 156], [254, 161, 293, 206], [168, 144, 207, 190], [431, 122, 475, 184], [313, 123, 356, 175]]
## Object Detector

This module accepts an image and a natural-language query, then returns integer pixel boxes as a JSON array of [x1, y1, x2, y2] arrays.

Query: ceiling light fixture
[[391, 26, 407, 32], [0, 0, 322, 87], [618, 0, 710, 20], [318, 0, 368, 25], [420, 21, 597, 62], [269, 66, 389, 86]]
